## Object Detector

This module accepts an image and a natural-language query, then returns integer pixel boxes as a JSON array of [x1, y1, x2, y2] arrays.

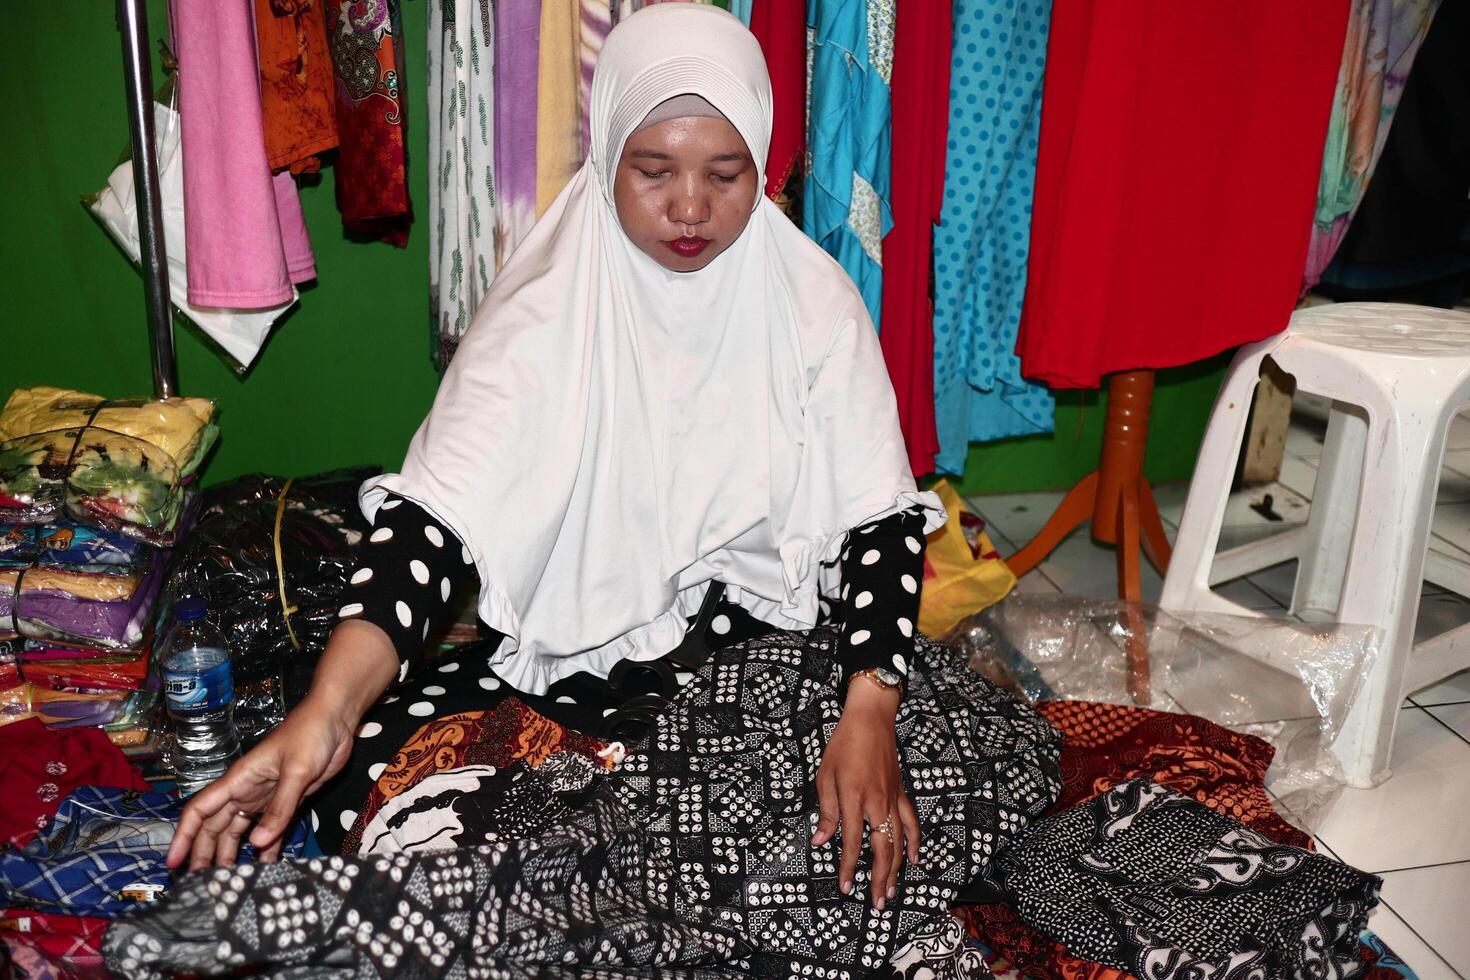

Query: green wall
[[5, 1, 1222, 493]]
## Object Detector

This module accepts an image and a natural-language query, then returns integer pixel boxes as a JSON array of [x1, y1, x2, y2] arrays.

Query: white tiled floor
[[968, 410, 1470, 980]]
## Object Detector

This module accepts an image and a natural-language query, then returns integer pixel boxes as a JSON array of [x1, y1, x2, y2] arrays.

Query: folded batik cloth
[[343, 696, 613, 856], [995, 779, 1381, 980], [960, 700, 1318, 980], [0, 387, 215, 541], [0, 520, 147, 571], [0, 787, 306, 918]]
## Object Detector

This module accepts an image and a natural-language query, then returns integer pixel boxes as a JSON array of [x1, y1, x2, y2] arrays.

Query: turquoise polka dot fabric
[[932, 0, 1055, 474]]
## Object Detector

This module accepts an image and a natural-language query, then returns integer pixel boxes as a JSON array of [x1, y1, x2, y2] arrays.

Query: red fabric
[[325, 0, 413, 246], [749, 0, 806, 202], [878, 0, 950, 477], [1015, 0, 1349, 388], [0, 910, 108, 973], [0, 718, 150, 849], [959, 701, 1315, 980]]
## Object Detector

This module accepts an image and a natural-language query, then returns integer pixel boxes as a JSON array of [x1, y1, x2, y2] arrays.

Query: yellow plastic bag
[[918, 480, 1016, 637]]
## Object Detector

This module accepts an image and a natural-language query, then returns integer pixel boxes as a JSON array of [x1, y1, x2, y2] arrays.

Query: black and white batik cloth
[[995, 779, 1383, 980], [104, 630, 1061, 979]]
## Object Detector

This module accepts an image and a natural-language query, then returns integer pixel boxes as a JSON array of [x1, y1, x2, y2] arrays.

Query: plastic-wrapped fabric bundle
[[0, 552, 167, 651], [0, 387, 217, 545], [0, 520, 147, 571], [166, 468, 377, 743], [951, 595, 1381, 833]]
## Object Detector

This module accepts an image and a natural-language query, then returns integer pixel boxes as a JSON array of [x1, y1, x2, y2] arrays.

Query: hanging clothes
[[930, 0, 1055, 472], [1016, 1, 1348, 389], [580, 1, 616, 157], [878, 0, 950, 477], [493, 0, 542, 268], [324, 0, 413, 246], [427, 0, 498, 367], [255, 0, 338, 175], [169, 0, 317, 309], [537, 0, 584, 218], [1319, 0, 1470, 306], [1302, 0, 1442, 293], [728, 0, 754, 25], [804, 0, 896, 329], [750, 0, 806, 204]]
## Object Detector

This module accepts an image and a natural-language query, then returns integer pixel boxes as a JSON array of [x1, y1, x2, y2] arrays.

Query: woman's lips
[[664, 237, 711, 257]]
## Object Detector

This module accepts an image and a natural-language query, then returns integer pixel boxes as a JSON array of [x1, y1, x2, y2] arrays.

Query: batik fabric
[[995, 780, 1380, 980], [325, 0, 413, 245], [104, 631, 1061, 978]]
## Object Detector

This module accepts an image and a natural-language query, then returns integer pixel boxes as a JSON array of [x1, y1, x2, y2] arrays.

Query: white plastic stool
[[1161, 302, 1470, 787]]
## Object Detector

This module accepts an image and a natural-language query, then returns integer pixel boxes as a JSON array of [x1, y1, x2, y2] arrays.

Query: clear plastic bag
[[951, 595, 1382, 833], [83, 74, 296, 373]]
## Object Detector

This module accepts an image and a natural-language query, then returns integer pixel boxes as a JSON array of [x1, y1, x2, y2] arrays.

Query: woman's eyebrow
[[628, 149, 674, 160], [707, 152, 748, 163]]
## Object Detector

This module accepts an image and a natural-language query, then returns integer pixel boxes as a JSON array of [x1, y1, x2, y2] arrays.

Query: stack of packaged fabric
[[0, 386, 217, 753]]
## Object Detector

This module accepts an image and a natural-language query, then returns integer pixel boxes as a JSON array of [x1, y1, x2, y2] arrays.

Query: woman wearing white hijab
[[169, 2, 944, 912]]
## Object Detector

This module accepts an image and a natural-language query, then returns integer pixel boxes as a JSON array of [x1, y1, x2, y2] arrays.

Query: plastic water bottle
[[163, 596, 240, 794]]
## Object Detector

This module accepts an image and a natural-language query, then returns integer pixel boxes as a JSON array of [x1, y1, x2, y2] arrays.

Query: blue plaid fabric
[[0, 786, 306, 917]]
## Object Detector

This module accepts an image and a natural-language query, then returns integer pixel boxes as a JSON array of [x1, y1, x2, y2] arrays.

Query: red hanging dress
[[879, 0, 951, 476], [1016, 0, 1349, 389]]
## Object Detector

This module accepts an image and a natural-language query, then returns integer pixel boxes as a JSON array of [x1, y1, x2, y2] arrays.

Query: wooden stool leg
[[1138, 474, 1174, 575], [1006, 471, 1100, 577], [1116, 484, 1152, 703], [1117, 479, 1143, 604]]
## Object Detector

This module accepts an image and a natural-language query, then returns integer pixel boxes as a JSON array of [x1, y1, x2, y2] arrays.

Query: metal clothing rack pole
[[116, 0, 178, 400]]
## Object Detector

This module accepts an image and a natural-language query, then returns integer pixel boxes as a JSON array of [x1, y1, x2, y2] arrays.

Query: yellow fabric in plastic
[[918, 479, 1016, 638], [0, 386, 215, 469]]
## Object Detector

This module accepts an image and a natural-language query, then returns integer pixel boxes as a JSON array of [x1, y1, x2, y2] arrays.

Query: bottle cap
[[174, 596, 209, 622]]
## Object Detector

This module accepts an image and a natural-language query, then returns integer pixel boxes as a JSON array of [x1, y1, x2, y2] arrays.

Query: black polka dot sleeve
[[833, 507, 928, 688], [336, 493, 476, 685]]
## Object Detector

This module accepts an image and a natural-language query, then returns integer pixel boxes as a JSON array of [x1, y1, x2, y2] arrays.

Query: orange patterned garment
[[341, 697, 610, 855], [256, 0, 338, 175]]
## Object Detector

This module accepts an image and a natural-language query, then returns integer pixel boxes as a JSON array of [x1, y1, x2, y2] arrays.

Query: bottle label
[[164, 659, 233, 712]]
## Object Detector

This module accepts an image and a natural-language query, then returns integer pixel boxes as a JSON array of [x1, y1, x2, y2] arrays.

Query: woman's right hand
[[164, 619, 402, 871], [165, 696, 356, 871]]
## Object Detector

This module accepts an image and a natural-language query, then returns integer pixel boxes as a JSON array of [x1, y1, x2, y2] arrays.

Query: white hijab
[[363, 2, 942, 693]]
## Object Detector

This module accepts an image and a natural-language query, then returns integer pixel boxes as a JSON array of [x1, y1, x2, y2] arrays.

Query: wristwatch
[[850, 666, 904, 692]]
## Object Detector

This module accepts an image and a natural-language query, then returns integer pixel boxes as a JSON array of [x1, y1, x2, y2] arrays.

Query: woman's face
[[613, 115, 759, 272]]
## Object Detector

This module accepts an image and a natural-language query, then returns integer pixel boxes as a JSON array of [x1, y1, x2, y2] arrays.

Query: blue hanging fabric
[[931, 0, 1055, 474], [804, 0, 895, 329], [728, 0, 754, 26]]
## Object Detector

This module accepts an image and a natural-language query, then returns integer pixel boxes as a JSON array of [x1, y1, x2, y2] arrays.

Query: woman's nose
[[669, 182, 710, 226]]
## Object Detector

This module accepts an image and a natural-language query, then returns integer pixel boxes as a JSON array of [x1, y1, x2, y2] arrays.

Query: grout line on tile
[[1369, 858, 1470, 876], [1422, 705, 1470, 750]]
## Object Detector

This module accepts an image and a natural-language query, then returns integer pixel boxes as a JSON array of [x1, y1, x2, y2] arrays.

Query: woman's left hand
[[812, 676, 921, 910]]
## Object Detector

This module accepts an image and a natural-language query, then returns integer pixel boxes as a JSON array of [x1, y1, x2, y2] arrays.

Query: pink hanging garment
[[171, 0, 316, 309]]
